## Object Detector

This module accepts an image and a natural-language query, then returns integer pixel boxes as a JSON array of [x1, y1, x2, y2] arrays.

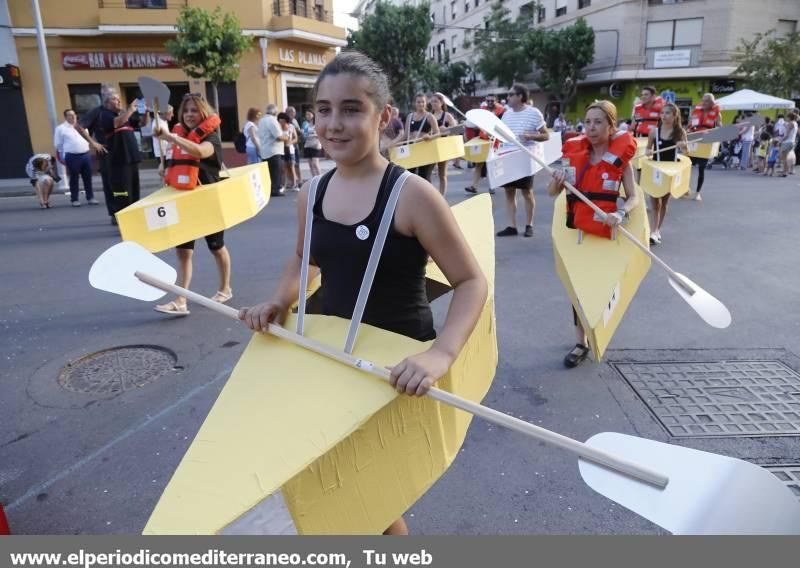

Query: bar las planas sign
[[62, 52, 178, 70]]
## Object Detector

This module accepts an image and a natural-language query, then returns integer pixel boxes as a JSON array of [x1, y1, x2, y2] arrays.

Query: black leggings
[[691, 157, 708, 193]]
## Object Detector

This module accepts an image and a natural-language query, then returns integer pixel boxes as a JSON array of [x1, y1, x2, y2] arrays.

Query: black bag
[[234, 132, 247, 154]]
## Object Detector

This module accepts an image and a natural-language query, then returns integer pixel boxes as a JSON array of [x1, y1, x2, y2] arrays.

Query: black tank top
[[656, 129, 678, 162], [310, 164, 435, 341], [435, 112, 447, 127], [409, 113, 432, 137]]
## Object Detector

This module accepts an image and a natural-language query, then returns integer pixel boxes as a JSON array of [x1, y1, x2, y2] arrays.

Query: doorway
[[205, 82, 239, 142]]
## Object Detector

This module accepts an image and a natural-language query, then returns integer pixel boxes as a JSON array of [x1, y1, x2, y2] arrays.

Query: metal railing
[[272, 0, 333, 24], [98, 1, 188, 8]]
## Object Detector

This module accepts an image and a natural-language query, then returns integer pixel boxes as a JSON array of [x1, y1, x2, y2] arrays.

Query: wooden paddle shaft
[[505, 136, 695, 296], [134, 270, 670, 488]]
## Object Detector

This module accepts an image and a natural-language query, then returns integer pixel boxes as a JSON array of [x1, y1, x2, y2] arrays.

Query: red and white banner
[[61, 52, 178, 71]]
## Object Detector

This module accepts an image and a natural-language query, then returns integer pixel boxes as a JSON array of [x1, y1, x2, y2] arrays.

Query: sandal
[[210, 290, 233, 304], [563, 343, 590, 368], [464, 186, 477, 194], [154, 301, 190, 316]]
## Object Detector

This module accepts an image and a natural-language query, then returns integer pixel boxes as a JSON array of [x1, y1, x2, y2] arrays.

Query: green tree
[[348, 1, 434, 110], [432, 56, 471, 98], [468, 0, 530, 90], [735, 30, 800, 99], [524, 18, 595, 111], [166, 6, 252, 112]]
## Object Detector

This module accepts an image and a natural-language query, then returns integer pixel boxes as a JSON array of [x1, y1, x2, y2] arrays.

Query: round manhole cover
[[58, 345, 178, 394]]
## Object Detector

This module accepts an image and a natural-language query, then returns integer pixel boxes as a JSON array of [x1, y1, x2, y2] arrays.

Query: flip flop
[[210, 290, 233, 304], [154, 301, 190, 316]]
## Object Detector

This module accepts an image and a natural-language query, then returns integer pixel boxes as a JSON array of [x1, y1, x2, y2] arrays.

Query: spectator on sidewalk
[[278, 112, 298, 191], [25, 153, 59, 209], [108, 93, 148, 217], [54, 108, 98, 206], [243, 107, 262, 165], [257, 104, 288, 196], [152, 104, 175, 166], [286, 106, 304, 187], [77, 90, 118, 222], [302, 109, 322, 177], [738, 114, 755, 171]]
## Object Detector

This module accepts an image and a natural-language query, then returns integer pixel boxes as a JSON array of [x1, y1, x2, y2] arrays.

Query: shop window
[[555, 0, 567, 17], [124, 0, 168, 8], [68, 84, 102, 119]]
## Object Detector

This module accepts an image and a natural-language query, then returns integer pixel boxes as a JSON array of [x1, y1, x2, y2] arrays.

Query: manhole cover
[[58, 345, 178, 394], [768, 465, 800, 501], [611, 360, 800, 437]]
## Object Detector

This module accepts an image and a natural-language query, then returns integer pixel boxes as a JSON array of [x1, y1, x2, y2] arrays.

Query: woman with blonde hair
[[645, 102, 688, 244], [152, 93, 233, 315], [548, 100, 639, 368]]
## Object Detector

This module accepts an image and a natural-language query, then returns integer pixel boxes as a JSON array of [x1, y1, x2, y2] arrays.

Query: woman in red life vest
[[645, 102, 688, 244], [688, 93, 722, 201], [547, 100, 639, 368], [631, 86, 664, 138], [151, 94, 233, 316]]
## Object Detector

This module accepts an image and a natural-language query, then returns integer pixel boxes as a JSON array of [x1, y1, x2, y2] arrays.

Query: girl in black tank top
[[646, 102, 688, 245], [239, 51, 487, 537], [405, 94, 440, 182]]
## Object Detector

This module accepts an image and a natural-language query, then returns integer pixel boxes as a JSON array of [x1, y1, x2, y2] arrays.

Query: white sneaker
[[695, 193, 703, 202]]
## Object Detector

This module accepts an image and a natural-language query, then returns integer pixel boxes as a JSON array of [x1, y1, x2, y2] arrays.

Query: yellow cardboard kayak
[[117, 162, 270, 253], [552, 188, 651, 361], [631, 138, 649, 170], [389, 136, 465, 170], [639, 155, 692, 198], [143, 195, 497, 535], [686, 141, 720, 160], [464, 138, 491, 163]]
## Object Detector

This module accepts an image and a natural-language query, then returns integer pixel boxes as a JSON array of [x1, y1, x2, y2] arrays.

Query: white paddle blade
[[580, 432, 800, 534], [668, 272, 732, 329], [89, 242, 176, 301], [435, 92, 456, 109], [698, 124, 741, 144], [138, 76, 170, 113], [466, 109, 517, 145]]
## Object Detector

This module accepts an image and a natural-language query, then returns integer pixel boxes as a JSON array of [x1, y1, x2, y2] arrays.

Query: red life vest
[[689, 104, 721, 132], [165, 115, 221, 190], [633, 97, 664, 137], [561, 131, 637, 239]]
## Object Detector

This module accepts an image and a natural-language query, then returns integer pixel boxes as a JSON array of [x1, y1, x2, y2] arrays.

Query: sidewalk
[[0, 158, 337, 198]]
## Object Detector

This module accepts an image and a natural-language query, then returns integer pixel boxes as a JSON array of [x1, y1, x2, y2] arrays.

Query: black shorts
[[177, 230, 225, 251], [304, 147, 321, 159], [503, 175, 534, 191], [283, 148, 295, 163], [293, 145, 301, 164]]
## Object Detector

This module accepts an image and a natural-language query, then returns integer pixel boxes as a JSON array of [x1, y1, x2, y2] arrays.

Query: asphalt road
[[1, 162, 798, 534]]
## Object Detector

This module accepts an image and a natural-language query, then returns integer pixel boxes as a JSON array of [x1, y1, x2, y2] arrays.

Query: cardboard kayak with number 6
[[116, 162, 271, 253]]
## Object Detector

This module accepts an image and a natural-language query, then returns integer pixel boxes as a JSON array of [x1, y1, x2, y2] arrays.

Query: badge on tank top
[[356, 225, 370, 241]]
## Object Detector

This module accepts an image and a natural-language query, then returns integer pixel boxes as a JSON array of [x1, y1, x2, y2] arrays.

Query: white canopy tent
[[714, 89, 795, 111]]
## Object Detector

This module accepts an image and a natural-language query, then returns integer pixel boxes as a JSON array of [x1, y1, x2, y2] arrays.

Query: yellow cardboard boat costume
[[639, 155, 692, 198], [389, 136, 465, 170], [487, 133, 562, 189], [116, 162, 271, 253], [552, 187, 651, 361], [144, 191, 497, 535], [631, 138, 649, 170], [686, 141, 720, 160], [464, 138, 491, 163]]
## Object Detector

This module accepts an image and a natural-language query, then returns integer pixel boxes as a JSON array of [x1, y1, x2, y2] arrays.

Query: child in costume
[[239, 51, 487, 535]]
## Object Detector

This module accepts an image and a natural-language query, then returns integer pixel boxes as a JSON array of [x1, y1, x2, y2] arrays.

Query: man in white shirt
[[257, 103, 289, 196], [54, 108, 98, 206], [739, 113, 756, 170], [495, 84, 549, 238]]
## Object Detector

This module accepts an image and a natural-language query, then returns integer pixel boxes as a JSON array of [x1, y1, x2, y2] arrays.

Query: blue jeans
[[739, 140, 753, 170], [246, 146, 260, 164], [65, 152, 94, 202]]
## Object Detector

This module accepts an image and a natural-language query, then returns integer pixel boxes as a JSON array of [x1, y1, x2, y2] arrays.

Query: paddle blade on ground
[[89, 242, 176, 301], [668, 272, 732, 329], [580, 432, 800, 534], [466, 109, 516, 144]]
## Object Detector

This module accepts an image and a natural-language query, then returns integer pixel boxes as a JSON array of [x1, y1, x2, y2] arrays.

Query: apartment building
[[2, 0, 347, 177], [424, 0, 799, 118]]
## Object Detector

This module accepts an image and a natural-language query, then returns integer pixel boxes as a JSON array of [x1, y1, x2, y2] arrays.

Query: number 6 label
[[145, 201, 179, 231]]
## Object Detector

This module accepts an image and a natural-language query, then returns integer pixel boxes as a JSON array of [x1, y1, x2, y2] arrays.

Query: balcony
[[270, 0, 347, 45], [97, 0, 186, 27]]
